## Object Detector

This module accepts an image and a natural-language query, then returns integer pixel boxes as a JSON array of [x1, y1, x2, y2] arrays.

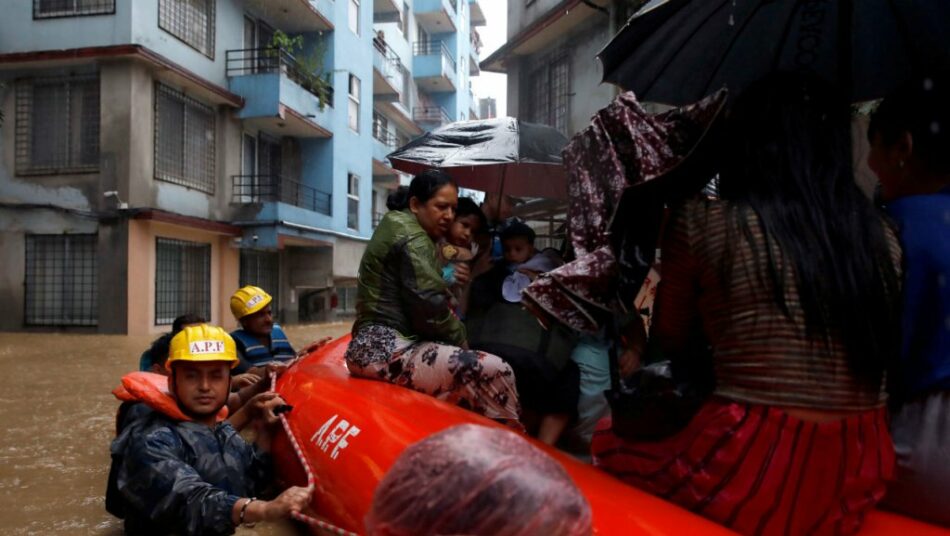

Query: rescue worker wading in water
[[110, 325, 311, 535]]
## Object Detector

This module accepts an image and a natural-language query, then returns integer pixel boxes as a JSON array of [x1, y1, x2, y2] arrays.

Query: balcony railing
[[225, 47, 334, 107], [232, 175, 331, 215], [412, 41, 456, 73], [470, 28, 483, 56], [372, 120, 400, 148], [413, 106, 451, 125], [373, 36, 408, 90]]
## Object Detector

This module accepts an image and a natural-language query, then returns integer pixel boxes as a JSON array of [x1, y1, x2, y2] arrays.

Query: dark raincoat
[[110, 407, 272, 536]]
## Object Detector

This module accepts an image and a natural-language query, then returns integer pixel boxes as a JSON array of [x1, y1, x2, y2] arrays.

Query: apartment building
[[482, 0, 645, 137], [0, 0, 486, 333]]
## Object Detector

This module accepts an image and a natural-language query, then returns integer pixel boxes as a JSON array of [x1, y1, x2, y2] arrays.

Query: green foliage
[[268, 30, 332, 109], [269, 29, 304, 53]]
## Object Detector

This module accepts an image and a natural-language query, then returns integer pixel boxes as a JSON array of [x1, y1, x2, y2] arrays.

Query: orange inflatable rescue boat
[[271, 335, 949, 535]]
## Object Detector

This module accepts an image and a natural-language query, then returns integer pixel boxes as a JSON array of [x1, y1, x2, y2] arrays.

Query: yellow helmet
[[166, 324, 239, 370], [230, 285, 272, 320]]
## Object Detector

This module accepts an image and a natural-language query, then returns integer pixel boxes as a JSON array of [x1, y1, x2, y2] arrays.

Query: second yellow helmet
[[230, 285, 272, 320]]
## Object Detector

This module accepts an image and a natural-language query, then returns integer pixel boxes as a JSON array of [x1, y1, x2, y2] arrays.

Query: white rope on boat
[[270, 372, 360, 536]]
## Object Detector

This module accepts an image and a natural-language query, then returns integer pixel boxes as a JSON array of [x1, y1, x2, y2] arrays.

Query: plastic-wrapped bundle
[[365, 424, 592, 536]]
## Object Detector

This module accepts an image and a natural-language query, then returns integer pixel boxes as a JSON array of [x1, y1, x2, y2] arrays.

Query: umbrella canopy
[[387, 118, 569, 199], [599, 0, 950, 105]]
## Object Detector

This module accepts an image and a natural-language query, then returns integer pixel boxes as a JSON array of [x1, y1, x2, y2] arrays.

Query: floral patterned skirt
[[345, 324, 522, 429]]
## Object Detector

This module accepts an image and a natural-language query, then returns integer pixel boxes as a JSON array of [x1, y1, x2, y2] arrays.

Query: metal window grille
[[154, 83, 216, 193], [24, 234, 98, 326], [525, 52, 570, 136], [347, 173, 359, 230], [240, 251, 280, 313], [158, 0, 215, 58], [34, 0, 115, 18], [550, 55, 570, 135], [15, 74, 99, 175], [155, 237, 210, 325]]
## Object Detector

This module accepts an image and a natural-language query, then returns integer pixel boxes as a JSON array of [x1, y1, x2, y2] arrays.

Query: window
[[348, 0, 360, 35], [399, 1, 409, 36], [155, 238, 210, 325], [525, 52, 570, 135], [159, 0, 215, 58], [337, 286, 358, 314], [240, 251, 279, 315], [25, 234, 98, 326], [34, 0, 114, 18], [15, 74, 99, 175], [154, 83, 216, 193], [348, 74, 361, 132], [347, 173, 360, 230]]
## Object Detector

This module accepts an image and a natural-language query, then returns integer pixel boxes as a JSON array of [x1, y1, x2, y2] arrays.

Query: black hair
[[385, 170, 458, 211], [172, 314, 206, 334], [146, 333, 173, 369], [146, 314, 205, 369], [409, 169, 457, 205], [500, 221, 536, 245], [869, 71, 950, 174], [719, 71, 901, 387], [386, 186, 411, 211], [456, 196, 487, 231]]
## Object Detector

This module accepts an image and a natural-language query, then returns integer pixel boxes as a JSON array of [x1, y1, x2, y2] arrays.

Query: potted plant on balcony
[[268, 30, 333, 110]]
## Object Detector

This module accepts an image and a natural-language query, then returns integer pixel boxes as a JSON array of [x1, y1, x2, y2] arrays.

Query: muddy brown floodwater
[[0, 322, 353, 536]]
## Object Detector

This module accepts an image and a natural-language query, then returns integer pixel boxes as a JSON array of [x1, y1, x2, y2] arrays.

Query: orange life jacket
[[112, 371, 229, 423]]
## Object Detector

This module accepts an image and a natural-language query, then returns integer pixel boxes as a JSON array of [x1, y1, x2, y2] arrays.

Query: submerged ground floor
[[0, 322, 352, 534], [0, 206, 365, 335]]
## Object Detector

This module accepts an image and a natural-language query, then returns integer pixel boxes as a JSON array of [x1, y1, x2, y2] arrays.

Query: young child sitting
[[437, 198, 488, 319], [500, 221, 563, 303]]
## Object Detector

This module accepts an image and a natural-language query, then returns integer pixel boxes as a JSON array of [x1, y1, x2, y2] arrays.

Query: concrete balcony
[[469, 0, 486, 26], [232, 175, 332, 215], [372, 37, 406, 102], [413, 0, 457, 33], [412, 41, 457, 93], [372, 121, 399, 163], [226, 48, 334, 138], [243, 0, 334, 31], [470, 28, 482, 75], [413, 105, 451, 126], [373, 0, 401, 23]]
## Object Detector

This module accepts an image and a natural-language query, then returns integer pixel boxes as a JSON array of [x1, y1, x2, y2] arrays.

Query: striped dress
[[593, 198, 901, 535]]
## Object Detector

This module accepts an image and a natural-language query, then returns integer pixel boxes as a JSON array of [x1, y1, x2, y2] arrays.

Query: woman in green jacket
[[345, 170, 521, 427]]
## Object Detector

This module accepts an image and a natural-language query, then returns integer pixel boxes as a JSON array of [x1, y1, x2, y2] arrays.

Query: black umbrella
[[599, 0, 950, 105], [387, 118, 569, 199]]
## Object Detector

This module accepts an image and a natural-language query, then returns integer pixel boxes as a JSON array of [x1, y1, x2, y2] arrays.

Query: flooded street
[[0, 322, 353, 535]]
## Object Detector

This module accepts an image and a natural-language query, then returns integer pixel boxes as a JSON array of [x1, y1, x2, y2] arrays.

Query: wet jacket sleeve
[[399, 233, 467, 346], [118, 427, 239, 536]]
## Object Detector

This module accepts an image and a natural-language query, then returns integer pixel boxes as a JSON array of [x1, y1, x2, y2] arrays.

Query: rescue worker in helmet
[[229, 286, 329, 375], [109, 324, 311, 535]]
